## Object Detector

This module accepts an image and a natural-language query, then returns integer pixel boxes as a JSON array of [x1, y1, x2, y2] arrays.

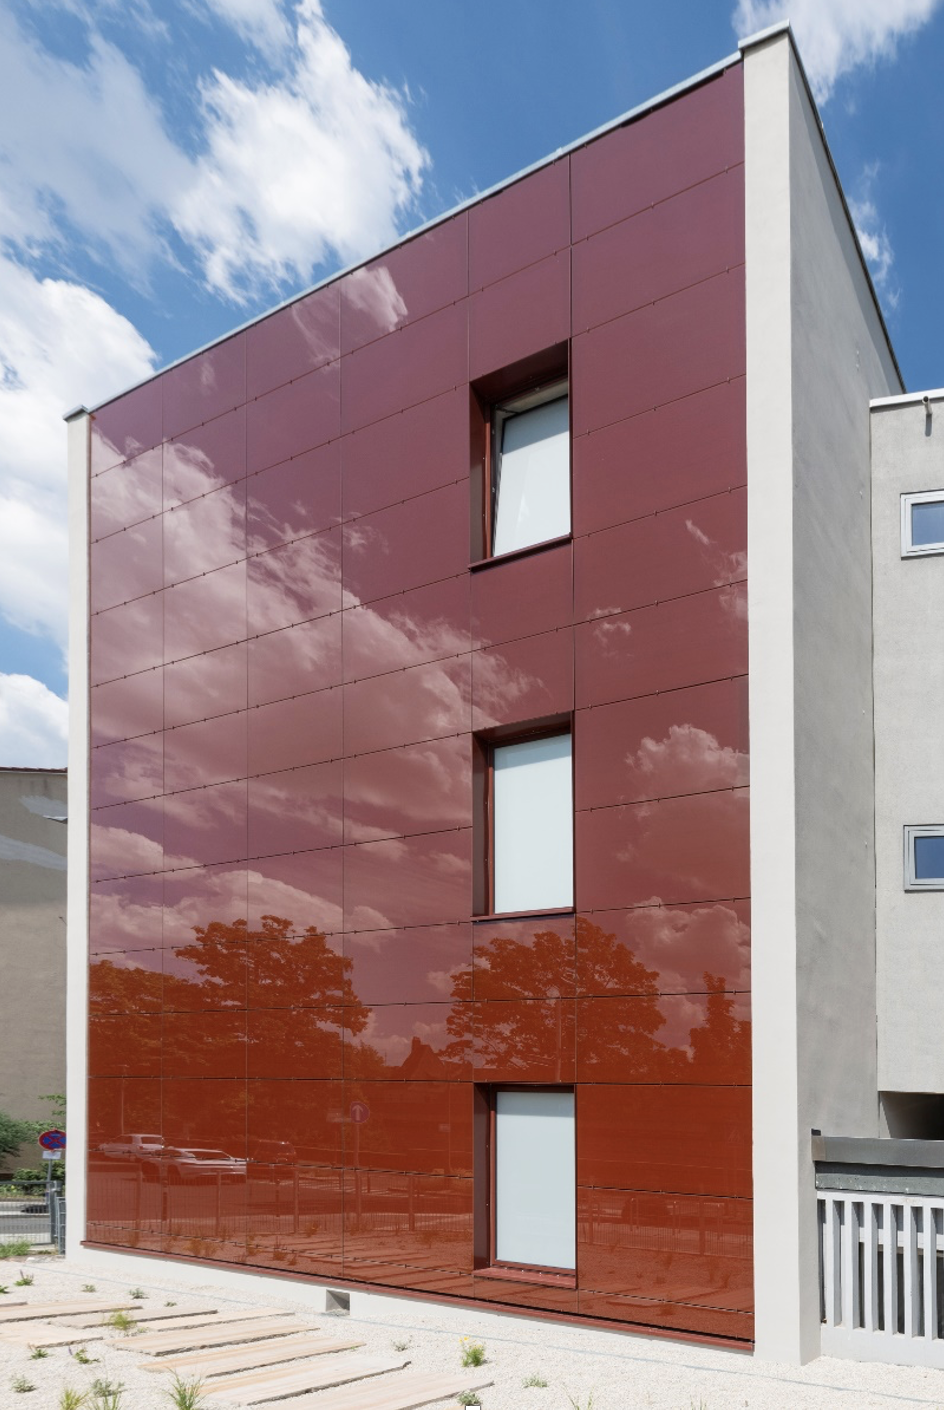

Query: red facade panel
[[86, 66, 749, 1342]]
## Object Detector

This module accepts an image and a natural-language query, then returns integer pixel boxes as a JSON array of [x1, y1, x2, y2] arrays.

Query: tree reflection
[[454, 916, 749, 1080]]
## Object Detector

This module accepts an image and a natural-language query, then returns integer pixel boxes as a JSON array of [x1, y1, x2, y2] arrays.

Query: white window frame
[[491, 378, 570, 558], [901, 490, 944, 557], [904, 825, 944, 890]]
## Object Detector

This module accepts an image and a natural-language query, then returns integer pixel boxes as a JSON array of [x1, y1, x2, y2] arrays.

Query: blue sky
[[0, 0, 942, 764]]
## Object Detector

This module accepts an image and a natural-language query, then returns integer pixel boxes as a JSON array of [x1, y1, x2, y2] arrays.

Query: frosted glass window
[[493, 734, 572, 914], [493, 395, 570, 556], [495, 1089, 575, 1269]]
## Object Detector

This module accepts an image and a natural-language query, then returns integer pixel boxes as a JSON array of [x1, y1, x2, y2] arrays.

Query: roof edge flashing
[[737, 20, 792, 53], [84, 48, 743, 418], [871, 388, 944, 410]]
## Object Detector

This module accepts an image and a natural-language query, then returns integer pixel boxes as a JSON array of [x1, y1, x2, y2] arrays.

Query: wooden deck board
[[59, 1304, 219, 1327], [276, 1370, 494, 1410], [203, 1355, 408, 1405], [0, 1298, 141, 1323], [112, 1315, 308, 1355], [139, 1333, 364, 1377]]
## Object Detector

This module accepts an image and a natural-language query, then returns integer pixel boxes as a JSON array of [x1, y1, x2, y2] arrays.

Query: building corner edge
[[65, 406, 90, 1258]]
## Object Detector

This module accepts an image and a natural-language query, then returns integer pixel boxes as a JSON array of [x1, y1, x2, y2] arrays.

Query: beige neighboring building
[[0, 766, 67, 1172]]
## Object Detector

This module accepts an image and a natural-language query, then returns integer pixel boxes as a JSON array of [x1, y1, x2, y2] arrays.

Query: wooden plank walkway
[[110, 1315, 308, 1355], [0, 1324, 114, 1349], [0, 1298, 140, 1323], [272, 1369, 494, 1410], [139, 1333, 364, 1377], [59, 1303, 219, 1327], [0, 1307, 285, 1348], [202, 1354, 408, 1405]]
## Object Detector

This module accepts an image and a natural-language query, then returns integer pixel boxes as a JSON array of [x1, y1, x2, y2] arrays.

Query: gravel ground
[[1, 1256, 944, 1410]]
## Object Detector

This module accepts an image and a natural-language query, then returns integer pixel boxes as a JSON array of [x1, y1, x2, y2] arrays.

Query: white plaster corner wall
[[743, 28, 901, 1365], [872, 402, 944, 1094], [743, 28, 804, 1366], [65, 409, 90, 1256]]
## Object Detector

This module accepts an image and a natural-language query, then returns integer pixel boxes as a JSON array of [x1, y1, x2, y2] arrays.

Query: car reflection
[[145, 1148, 247, 1184], [98, 1132, 163, 1161]]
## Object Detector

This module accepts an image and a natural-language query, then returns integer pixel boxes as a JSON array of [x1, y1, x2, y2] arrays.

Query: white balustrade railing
[[819, 1192, 944, 1365]]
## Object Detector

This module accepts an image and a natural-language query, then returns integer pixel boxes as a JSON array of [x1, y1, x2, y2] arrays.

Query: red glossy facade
[[86, 64, 750, 1341]]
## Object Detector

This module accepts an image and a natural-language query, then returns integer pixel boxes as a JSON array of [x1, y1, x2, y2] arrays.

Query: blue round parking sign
[[38, 1129, 66, 1151]]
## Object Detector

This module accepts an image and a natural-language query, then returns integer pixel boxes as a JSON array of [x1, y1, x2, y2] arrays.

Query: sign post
[[349, 1103, 369, 1230], [38, 1130, 66, 1204]]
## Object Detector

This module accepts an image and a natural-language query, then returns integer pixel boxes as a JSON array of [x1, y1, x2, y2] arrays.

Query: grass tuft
[[15, 1271, 34, 1286], [103, 1310, 136, 1335], [60, 1392, 87, 1410], [11, 1372, 36, 1393], [81, 1284, 96, 1293], [0, 1240, 33, 1260], [71, 1346, 97, 1365], [28, 1347, 48, 1359], [164, 1373, 207, 1408], [459, 1337, 486, 1367], [524, 1372, 548, 1387], [89, 1379, 124, 1410], [127, 1286, 147, 1300]]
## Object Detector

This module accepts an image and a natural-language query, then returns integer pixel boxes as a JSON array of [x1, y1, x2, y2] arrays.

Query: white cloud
[[202, 0, 292, 56], [0, 1, 428, 300], [733, 0, 941, 102], [0, 255, 156, 649], [174, 0, 429, 299], [0, 5, 188, 271], [0, 673, 68, 767], [848, 166, 900, 308]]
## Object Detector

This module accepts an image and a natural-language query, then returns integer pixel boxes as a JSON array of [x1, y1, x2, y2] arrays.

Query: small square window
[[492, 1087, 575, 1272], [489, 731, 573, 916], [904, 826, 944, 889], [491, 382, 570, 557], [901, 491, 944, 557]]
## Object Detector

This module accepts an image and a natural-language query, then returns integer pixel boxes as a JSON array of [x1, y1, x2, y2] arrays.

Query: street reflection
[[88, 909, 750, 1308]]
